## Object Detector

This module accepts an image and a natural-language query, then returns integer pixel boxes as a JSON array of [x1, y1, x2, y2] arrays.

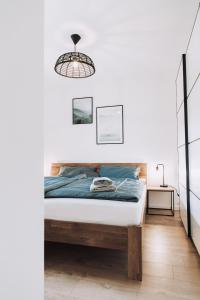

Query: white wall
[[45, 73, 177, 186], [0, 1, 43, 300]]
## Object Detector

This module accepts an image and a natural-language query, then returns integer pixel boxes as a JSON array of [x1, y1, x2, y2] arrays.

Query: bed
[[45, 162, 147, 281]]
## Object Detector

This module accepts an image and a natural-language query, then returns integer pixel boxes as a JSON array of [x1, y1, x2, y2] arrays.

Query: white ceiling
[[45, 0, 199, 81]]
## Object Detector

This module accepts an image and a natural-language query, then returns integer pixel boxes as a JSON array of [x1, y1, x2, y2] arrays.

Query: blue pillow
[[99, 165, 140, 179], [59, 166, 98, 177]]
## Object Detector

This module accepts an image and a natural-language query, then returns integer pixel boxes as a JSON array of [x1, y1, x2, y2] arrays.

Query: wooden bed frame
[[45, 162, 147, 281]]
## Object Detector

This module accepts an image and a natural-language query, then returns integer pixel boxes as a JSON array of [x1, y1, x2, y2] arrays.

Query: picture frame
[[96, 105, 124, 144], [72, 97, 93, 124]]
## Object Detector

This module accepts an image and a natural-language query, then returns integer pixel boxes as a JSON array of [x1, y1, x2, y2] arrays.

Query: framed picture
[[96, 105, 124, 144], [72, 97, 93, 124]]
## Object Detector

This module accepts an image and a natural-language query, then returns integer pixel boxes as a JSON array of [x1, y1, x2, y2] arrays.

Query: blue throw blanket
[[44, 176, 144, 203], [44, 174, 86, 193]]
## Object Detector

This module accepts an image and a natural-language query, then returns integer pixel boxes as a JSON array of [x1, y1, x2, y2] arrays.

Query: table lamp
[[156, 164, 168, 187]]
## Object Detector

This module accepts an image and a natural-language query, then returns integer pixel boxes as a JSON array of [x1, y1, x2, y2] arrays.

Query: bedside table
[[146, 186, 175, 216]]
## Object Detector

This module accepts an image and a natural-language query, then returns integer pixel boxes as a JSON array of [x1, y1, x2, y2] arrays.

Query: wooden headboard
[[50, 162, 147, 181]]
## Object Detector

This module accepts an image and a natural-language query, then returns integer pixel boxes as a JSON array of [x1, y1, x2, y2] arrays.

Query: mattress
[[44, 185, 146, 226]]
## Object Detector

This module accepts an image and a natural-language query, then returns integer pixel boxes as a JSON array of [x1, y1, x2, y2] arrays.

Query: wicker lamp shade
[[55, 52, 95, 78], [54, 34, 95, 78]]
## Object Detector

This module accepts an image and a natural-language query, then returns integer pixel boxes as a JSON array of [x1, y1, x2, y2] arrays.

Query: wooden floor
[[45, 212, 200, 300]]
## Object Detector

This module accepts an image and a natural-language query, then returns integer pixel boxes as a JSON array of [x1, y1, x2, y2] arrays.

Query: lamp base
[[160, 184, 168, 188]]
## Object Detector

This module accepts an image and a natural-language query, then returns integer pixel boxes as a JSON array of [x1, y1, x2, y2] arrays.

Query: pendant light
[[54, 34, 95, 78]]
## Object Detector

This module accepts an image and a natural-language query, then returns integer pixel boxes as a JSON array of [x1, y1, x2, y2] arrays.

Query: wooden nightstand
[[146, 186, 175, 216]]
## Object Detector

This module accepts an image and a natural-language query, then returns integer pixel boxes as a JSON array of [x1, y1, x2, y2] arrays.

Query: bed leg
[[128, 226, 142, 281]]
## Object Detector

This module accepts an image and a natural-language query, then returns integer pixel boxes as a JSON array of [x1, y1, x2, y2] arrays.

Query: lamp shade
[[54, 51, 95, 78]]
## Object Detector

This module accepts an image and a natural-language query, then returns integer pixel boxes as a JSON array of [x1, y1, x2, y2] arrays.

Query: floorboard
[[45, 212, 200, 300]]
